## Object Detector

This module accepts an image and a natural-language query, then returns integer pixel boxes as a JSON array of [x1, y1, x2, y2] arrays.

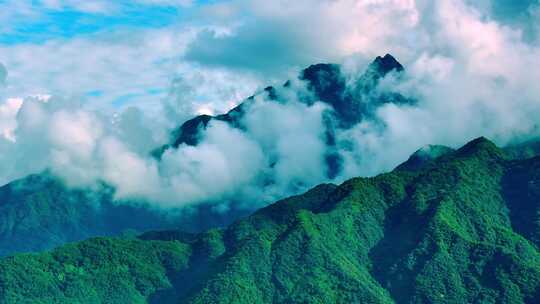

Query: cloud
[[0, 27, 263, 124], [39, 0, 118, 14], [157, 120, 266, 206], [184, 0, 420, 76], [109, 91, 330, 208], [332, 0, 540, 175], [0, 77, 331, 210], [0, 63, 7, 86], [471, 0, 540, 42], [0, 98, 22, 141], [0, 21, 267, 125], [162, 64, 262, 126], [1, 0, 540, 215], [134, 0, 194, 7], [242, 94, 329, 199], [0, 29, 186, 109]]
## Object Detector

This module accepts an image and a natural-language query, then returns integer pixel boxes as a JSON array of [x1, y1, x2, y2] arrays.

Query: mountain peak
[[162, 54, 407, 155], [395, 144, 454, 171], [460, 136, 495, 149], [455, 136, 505, 159], [370, 53, 404, 76], [300, 63, 342, 86], [299, 63, 345, 105]]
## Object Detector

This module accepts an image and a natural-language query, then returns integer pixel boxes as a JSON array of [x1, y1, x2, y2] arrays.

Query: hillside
[[504, 137, 540, 160], [0, 137, 538, 303], [0, 172, 181, 256], [0, 171, 255, 256]]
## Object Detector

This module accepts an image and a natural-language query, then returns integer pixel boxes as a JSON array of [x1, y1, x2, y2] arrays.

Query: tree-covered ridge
[[0, 238, 191, 304], [0, 137, 539, 303], [0, 172, 184, 256], [0, 171, 252, 257]]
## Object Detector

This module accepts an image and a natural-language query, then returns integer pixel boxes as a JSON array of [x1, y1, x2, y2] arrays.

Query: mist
[[1, 0, 540, 213]]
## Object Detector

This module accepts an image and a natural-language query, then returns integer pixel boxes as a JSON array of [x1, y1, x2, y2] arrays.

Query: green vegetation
[[504, 137, 540, 160], [0, 137, 539, 303], [0, 173, 181, 256], [0, 238, 191, 304]]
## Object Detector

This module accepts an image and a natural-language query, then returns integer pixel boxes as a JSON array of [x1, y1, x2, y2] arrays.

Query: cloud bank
[[0, 0, 540, 212]]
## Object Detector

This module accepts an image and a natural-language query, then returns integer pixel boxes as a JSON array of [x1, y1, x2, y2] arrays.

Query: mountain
[[154, 53, 410, 175], [0, 54, 410, 257], [504, 137, 540, 160], [1, 53, 539, 260], [299, 53, 405, 127], [395, 144, 454, 171], [0, 171, 255, 257], [0, 54, 540, 256], [1, 137, 538, 303], [0, 172, 179, 256]]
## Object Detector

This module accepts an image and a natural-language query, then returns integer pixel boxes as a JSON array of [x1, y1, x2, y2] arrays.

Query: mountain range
[[0, 54, 539, 303], [0, 136, 538, 303], [0, 54, 410, 257], [0, 54, 539, 258]]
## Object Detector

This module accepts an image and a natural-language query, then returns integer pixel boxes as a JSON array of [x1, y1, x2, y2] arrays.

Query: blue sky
[[0, 5, 177, 44], [0, 1, 215, 44]]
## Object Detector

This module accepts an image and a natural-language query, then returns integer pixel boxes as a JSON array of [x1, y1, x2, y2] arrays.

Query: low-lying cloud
[[1, 0, 540, 213], [0, 83, 329, 209]]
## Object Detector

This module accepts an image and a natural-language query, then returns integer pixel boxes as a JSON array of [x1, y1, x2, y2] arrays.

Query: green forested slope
[[0, 137, 538, 304], [0, 173, 183, 256]]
